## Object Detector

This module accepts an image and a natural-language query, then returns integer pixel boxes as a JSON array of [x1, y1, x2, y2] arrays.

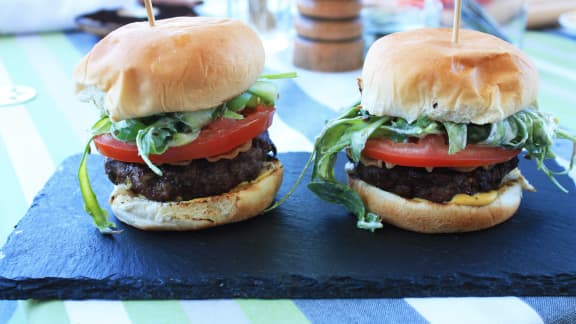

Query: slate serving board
[[1, 152, 575, 300]]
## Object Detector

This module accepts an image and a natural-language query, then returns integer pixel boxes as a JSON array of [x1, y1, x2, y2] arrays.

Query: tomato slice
[[94, 105, 275, 164], [362, 135, 521, 167]]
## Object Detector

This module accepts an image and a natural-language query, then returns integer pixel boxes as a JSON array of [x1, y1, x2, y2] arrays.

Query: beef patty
[[105, 132, 277, 202], [348, 157, 519, 203]]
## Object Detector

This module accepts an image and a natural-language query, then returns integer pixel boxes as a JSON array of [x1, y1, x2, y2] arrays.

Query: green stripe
[[526, 32, 576, 53], [40, 33, 84, 76], [24, 301, 70, 324], [0, 139, 27, 245], [124, 300, 190, 324], [538, 88, 576, 130], [536, 66, 576, 130], [17, 33, 88, 141], [237, 300, 309, 324], [0, 35, 80, 165], [524, 33, 576, 69], [539, 70, 576, 97], [523, 32, 576, 130]]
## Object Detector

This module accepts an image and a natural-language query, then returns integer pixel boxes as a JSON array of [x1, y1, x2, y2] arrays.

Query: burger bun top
[[361, 28, 538, 124], [75, 17, 265, 121]]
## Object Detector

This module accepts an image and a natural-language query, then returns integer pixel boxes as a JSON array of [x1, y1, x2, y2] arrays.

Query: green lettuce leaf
[[78, 135, 121, 234]]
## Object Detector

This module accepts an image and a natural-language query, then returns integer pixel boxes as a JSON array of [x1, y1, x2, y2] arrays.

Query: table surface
[[1, 23, 576, 324]]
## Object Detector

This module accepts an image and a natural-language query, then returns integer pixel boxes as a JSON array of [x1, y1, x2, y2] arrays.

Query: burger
[[75, 17, 290, 233], [308, 28, 576, 233]]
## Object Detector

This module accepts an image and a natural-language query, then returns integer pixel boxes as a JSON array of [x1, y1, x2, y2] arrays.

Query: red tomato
[[396, 0, 425, 8], [362, 135, 521, 167], [94, 105, 275, 164]]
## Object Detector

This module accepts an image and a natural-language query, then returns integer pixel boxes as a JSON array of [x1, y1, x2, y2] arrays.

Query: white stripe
[[269, 113, 314, 153], [0, 58, 56, 201], [64, 300, 132, 324], [405, 297, 543, 324], [265, 45, 361, 111], [539, 82, 576, 106], [180, 299, 251, 324], [556, 156, 576, 184], [533, 57, 576, 83], [0, 63, 11, 88], [16, 35, 98, 141], [0, 108, 54, 205]]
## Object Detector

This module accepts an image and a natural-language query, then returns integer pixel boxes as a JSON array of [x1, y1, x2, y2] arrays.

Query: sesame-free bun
[[348, 176, 522, 233], [109, 160, 283, 231], [361, 28, 539, 124], [75, 17, 265, 122]]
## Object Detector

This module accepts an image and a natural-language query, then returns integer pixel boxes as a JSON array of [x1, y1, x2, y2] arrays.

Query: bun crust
[[361, 28, 538, 124], [75, 17, 265, 121], [348, 176, 522, 233], [109, 160, 283, 230]]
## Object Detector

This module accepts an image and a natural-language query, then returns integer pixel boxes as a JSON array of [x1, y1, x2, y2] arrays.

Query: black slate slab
[[1, 152, 575, 300]]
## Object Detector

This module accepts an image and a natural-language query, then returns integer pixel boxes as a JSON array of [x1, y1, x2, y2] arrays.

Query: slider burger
[[75, 17, 290, 233], [308, 28, 576, 233]]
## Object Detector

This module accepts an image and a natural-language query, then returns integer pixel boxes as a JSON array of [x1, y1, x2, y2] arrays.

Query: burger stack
[[293, 0, 364, 72]]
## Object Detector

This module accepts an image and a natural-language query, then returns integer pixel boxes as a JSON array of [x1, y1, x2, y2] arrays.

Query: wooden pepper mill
[[293, 0, 364, 72]]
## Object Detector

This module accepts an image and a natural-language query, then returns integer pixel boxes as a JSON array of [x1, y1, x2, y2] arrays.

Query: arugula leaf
[[357, 213, 384, 231], [135, 120, 176, 176], [371, 115, 442, 141], [309, 105, 386, 229], [265, 150, 315, 213], [443, 122, 467, 154], [170, 131, 200, 147], [349, 117, 387, 162], [78, 135, 121, 234], [308, 181, 367, 221], [175, 108, 215, 129], [259, 72, 298, 80], [91, 116, 112, 136], [110, 119, 147, 142]]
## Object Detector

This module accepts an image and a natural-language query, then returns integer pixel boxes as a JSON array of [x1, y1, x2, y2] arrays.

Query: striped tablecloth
[[1, 29, 576, 323]]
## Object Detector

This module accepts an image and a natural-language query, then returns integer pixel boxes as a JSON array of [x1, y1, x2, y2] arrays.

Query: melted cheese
[[448, 191, 498, 206]]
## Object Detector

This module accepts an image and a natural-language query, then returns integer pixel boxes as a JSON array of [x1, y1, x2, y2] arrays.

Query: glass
[[440, 0, 527, 47], [362, 0, 443, 45], [226, 0, 293, 53]]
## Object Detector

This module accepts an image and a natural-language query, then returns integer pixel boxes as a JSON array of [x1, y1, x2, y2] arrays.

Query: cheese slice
[[449, 190, 499, 206]]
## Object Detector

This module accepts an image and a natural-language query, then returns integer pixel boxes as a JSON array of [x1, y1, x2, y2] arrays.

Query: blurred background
[[1, 0, 575, 47]]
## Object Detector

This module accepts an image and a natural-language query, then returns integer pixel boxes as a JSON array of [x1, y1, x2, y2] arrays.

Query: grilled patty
[[105, 132, 277, 202], [348, 157, 519, 203]]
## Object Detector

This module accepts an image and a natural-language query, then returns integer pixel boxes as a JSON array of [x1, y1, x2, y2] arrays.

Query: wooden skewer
[[144, 0, 156, 27], [452, 0, 463, 44]]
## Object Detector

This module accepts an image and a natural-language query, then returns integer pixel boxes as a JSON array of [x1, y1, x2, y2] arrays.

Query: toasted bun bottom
[[348, 176, 522, 233], [109, 160, 283, 231]]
